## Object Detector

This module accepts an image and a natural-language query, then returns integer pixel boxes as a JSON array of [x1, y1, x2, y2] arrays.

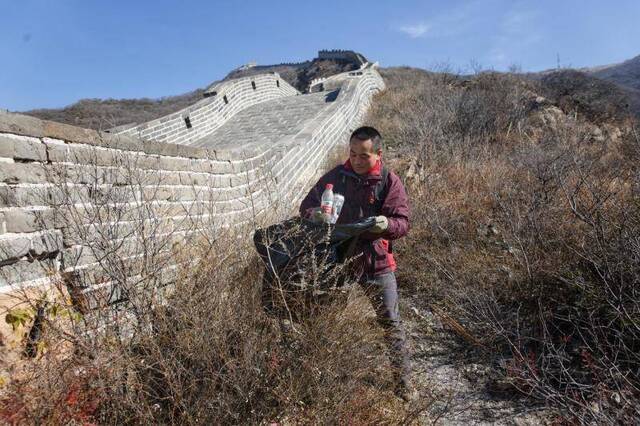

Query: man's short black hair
[[350, 126, 383, 151]]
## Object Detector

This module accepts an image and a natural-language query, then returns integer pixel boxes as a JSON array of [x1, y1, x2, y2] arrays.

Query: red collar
[[344, 159, 382, 177]]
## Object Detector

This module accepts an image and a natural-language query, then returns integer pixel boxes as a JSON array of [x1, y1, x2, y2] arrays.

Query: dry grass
[[366, 66, 640, 423], [0, 140, 426, 424], [1, 233, 423, 424]]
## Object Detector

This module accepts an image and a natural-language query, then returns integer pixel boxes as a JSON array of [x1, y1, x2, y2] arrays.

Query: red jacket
[[299, 159, 410, 277]]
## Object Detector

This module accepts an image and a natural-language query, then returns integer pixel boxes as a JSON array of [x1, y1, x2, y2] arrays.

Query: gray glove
[[370, 216, 389, 234]]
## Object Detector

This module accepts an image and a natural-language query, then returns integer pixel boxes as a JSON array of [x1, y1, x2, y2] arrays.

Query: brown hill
[[23, 89, 205, 131], [582, 54, 640, 116], [586, 54, 640, 91], [222, 58, 362, 93], [537, 69, 635, 123]]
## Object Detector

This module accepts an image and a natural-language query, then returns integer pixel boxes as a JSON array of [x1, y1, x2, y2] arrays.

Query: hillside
[[23, 89, 206, 131], [366, 66, 639, 423], [529, 69, 640, 119], [586, 54, 640, 91], [222, 58, 362, 92], [536, 69, 636, 122], [581, 55, 640, 116], [20, 53, 364, 131]]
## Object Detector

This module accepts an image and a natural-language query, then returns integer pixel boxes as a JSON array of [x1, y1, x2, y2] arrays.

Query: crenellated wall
[[114, 73, 298, 146], [0, 66, 385, 315]]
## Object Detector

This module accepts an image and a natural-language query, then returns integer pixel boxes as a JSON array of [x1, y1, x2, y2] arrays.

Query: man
[[299, 126, 414, 400]]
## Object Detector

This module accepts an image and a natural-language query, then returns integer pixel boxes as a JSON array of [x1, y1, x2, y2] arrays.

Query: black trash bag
[[253, 216, 376, 315]]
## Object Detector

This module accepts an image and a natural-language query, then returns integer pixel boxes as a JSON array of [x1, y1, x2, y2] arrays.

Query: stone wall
[[114, 73, 298, 146], [0, 66, 385, 313]]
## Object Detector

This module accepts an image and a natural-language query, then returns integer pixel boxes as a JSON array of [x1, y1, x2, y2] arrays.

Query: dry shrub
[[538, 69, 634, 125], [0, 139, 428, 424], [368, 66, 640, 423], [23, 90, 206, 131], [1, 232, 417, 425]]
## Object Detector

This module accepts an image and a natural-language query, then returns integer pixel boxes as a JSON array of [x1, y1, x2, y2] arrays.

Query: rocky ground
[[399, 292, 552, 425]]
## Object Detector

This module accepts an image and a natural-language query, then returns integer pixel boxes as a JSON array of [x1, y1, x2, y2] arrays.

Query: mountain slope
[[583, 54, 640, 116], [586, 54, 640, 91], [23, 89, 205, 131]]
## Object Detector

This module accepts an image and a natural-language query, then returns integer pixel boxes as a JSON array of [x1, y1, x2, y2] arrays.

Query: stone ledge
[[0, 114, 218, 161], [0, 134, 46, 162]]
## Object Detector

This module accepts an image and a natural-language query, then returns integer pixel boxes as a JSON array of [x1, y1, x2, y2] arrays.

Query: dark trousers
[[359, 272, 411, 383]]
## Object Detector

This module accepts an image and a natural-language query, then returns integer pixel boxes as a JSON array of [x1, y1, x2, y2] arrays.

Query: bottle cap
[[325, 184, 333, 190]]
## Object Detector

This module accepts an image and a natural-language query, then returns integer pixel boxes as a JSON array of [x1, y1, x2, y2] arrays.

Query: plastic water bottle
[[330, 194, 345, 224], [320, 184, 334, 223]]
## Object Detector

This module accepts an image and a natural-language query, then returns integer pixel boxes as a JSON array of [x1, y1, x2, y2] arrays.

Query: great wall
[[0, 59, 385, 323]]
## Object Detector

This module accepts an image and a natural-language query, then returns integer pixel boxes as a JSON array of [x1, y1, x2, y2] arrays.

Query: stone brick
[[0, 235, 31, 262], [143, 186, 172, 201], [3, 208, 55, 233], [209, 160, 234, 174], [159, 156, 192, 172], [0, 112, 100, 145], [30, 230, 64, 257], [47, 185, 91, 206], [169, 187, 199, 202], [61, 220, 135, 248], [0, 185, 50, 208], [100, 134, 142, 152], [0, 163, 47, 184], [177, 144, 208, 160], [208, 174, 232, 188], [213, 198, 249, 213], [142, 140, 180, 157], [0, 258, 58, 287], [179, 171, 209, 186], [46, 141, 117, 166], [0, 134, 46, 161], [44, 140, 73, 163], [229, 173, 251, 187], [210, 186, 247, 202], [135, 155, 162, 171], [62, 246, 98, 269]]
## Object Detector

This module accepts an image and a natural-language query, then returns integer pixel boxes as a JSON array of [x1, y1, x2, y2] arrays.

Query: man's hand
[[370, 216, 389, 234], [309, 207, 326, 224]]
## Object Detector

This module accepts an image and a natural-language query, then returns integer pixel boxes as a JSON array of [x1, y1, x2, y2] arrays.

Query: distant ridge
[[532, 53, 640, 118], [584, 54, 640, 92], [579, 54, 640, 115]]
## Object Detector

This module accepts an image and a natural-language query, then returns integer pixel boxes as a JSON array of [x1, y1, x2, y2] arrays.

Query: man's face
[[349, 138, 381, 175]]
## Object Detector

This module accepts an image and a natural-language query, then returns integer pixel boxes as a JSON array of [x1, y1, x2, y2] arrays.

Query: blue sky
[[1, 0, 639, 111]]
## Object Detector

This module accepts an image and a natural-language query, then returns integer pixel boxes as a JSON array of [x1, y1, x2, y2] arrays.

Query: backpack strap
[[374, 167, 389, 205], [334, 165, 353, 196]]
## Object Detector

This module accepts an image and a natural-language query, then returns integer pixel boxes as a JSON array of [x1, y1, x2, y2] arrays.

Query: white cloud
[[393, 0, 489, 40], [398, 23, 430, 38]]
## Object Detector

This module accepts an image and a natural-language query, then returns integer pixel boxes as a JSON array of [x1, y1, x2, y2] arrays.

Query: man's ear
[[376, 149, 383, 158]]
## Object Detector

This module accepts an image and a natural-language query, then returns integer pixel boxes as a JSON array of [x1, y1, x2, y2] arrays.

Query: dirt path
[[400, 293, 551, 425]]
